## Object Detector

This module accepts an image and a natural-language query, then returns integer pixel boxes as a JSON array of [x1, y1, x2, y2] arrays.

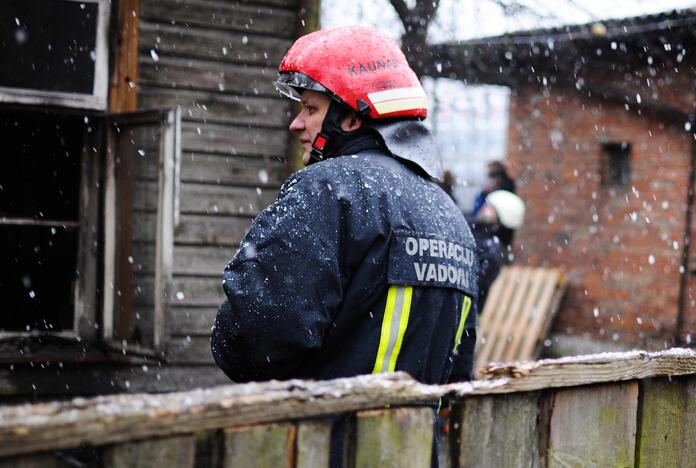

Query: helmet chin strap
[[308, 100, 358, 165]]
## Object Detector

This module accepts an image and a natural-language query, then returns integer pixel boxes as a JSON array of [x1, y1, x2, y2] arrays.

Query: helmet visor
[[275, 72, 329, 101]]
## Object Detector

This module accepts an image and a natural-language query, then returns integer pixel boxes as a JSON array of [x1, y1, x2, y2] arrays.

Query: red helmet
[[276, 26, 427, 120]]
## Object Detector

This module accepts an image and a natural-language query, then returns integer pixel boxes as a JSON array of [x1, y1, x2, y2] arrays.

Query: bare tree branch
[[383, 0, 600, 78], [390, 0, 411, 24], [388, 0, 443, 76], [415, 0, 439, 20]]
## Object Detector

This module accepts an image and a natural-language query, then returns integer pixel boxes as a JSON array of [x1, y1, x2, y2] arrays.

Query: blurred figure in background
[[471, 161, 517, 251], [450, 189, 525, 382], [439, 169, 456, 201], [469, 190, 526, 315]]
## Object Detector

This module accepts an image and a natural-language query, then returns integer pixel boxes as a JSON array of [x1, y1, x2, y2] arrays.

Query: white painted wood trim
[[155, 110, 177, 350], [173, 107, 182, 227], [102, 127, 117, 341]]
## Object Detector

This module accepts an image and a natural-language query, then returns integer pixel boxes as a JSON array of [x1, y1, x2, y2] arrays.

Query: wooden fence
[[1, 348, 696, 467]]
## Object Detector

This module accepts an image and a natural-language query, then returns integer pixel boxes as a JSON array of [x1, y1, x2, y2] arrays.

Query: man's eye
[[307, 106, 317, 114]]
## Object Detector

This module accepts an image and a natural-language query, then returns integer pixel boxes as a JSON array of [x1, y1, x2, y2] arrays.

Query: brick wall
[[507, 85, 693, 348]]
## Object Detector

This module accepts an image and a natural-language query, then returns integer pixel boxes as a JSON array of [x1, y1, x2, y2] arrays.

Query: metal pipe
[[676, 114, 696, 346]]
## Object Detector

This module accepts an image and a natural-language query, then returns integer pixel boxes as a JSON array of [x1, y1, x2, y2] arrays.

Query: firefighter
[[211, 26, 478, 385]]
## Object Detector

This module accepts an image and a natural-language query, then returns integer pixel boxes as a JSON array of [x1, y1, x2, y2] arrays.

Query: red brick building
[[430, 10, 696, 353]]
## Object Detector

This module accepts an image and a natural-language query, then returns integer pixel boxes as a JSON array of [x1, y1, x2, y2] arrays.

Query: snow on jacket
[[211, 149, 478, 384]]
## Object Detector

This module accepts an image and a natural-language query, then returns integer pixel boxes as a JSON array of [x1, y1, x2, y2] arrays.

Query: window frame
[[0, 107, 180, 361], [101, 109, 181, 355], [0, 106, 103, 342]]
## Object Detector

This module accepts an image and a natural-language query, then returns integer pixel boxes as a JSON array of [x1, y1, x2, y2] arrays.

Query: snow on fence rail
[[1, 348, 696, 467]]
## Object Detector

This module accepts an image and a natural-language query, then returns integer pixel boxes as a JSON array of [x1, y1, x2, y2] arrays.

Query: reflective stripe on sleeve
[[453, 295, 473, 349], [372, 285, 414, 374]]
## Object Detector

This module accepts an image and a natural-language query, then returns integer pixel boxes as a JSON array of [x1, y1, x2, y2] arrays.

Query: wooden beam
[[450, 348, 696, 396], [3, 350, 696, 457], [109, 0, 141, 113], [0, 373, 443, 458]]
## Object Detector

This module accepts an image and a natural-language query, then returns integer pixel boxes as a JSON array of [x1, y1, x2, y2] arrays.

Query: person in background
[[471, 161, 517, 252], [471, 190, 525, 310], [439, 169, 456, 201], [450, 189, 525, 382]]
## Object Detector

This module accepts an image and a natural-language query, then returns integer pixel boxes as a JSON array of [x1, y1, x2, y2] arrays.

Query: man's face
[[476, 203, 499, 225], [288, 90, 331, 166]]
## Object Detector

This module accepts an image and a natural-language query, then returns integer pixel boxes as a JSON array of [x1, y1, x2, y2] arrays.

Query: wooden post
[[452, 392, 544, 468], [113, 130, 136, 342], [286, 0, 321, 174], [106, 0, 143, 343], [297, 420, 332, 468], [223, 423, 295, 468], [109, 0, 140, 113], [354, 407, 434, 468], [547, 382, 639, 467], [103, 435, 195, 468], [636, 376, 696, 466]]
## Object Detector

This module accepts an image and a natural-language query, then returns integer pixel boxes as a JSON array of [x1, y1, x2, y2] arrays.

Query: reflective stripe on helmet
[[368, 86, 428, 116]]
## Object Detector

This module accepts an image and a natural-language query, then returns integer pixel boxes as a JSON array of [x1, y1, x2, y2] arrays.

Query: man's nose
[[289, 113, 304, 132]]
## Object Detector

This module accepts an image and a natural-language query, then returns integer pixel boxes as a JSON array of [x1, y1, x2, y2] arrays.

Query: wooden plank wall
[[136, 0, 299, 365]]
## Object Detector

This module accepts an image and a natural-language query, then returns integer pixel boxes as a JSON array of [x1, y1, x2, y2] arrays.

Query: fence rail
[[1, 348, 696, 467]]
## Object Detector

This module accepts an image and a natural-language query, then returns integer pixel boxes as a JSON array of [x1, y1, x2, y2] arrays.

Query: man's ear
[[340, 114, 362, 132]]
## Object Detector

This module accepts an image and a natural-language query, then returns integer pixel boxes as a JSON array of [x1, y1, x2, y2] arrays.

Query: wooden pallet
[[475, 266, 567, 375]]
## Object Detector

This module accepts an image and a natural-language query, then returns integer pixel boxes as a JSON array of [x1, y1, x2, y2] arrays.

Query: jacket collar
[[369, 119, 443, 181]]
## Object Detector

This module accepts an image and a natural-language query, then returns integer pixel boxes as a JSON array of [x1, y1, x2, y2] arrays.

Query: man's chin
[[302, 151, 311, 166]]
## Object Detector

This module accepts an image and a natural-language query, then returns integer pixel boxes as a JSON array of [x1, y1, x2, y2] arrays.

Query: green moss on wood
[[103, 435, 195, 468], [355, 408, 433, 468], [224, 424, 292, 468], [637, 376, 696, 467], [548, 383, 638, 468]]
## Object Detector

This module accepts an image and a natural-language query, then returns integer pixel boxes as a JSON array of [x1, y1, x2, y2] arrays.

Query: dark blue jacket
[[470, 222, 505, 314], [211, 150, 478, 384]]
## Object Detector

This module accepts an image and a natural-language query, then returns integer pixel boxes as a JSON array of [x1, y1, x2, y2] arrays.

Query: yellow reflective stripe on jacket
[[372, 285, 414, 374], [453, 295, 472, 349]]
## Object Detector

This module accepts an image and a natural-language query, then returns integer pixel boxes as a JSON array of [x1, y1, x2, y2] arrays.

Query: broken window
[[0, 107, 180, 357], [0, 108, 84, 333]]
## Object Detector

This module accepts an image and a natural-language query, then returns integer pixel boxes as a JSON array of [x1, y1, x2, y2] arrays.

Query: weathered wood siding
[[136, 0, 299, 365]]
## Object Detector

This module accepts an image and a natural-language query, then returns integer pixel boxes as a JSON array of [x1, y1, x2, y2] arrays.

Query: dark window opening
[[0, 109, 85, 332], [0, 0, 98, 94], [602, 142, 631, 187]]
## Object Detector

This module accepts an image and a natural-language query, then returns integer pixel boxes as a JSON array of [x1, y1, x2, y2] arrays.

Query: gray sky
[[322, 0, 696, 42]]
